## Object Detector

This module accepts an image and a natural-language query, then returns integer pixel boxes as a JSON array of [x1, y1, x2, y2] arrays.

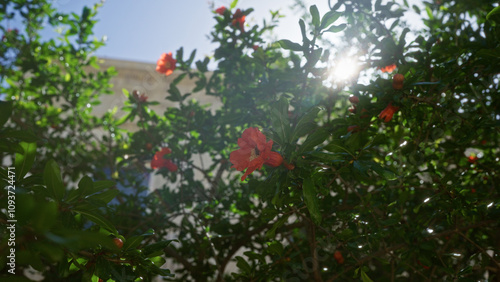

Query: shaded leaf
[[310, 5, 320, 27], [278, 39, 303, 52], [324, 23, 346, 33], [299, 128, 329, 153], [43, 159, 65, 201], [74, 208, 117, 235], [321, 11, 342, 30], [15, 142, 37, 180], [303, 178, 322, 225], [0, 101, 13, 127]]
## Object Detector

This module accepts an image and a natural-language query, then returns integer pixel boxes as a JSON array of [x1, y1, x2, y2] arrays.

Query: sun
[[332, 58, 359, 81]]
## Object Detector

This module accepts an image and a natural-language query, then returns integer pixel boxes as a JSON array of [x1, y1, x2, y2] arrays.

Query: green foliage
[[1, 0, 499, 281]]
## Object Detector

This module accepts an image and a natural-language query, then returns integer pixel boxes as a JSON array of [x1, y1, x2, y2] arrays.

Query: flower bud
[[392, 74, 404, 90], [349, 96, 359, 104]]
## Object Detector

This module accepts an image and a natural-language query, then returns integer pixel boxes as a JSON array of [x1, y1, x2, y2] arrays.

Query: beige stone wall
[[94, 58, 221, 131]]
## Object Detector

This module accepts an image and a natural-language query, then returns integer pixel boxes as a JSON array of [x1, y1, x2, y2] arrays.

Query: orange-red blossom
[[468, 155, 478, 164], [156, 52, 177, 76], [215, 6, 226, 15], [334, 251, 344, 264], [151, 147, 178, 172], [378, 64, 397, 73], [232, 9, 245, 32], [230, 127, 293, 181], [379, 103, 399, 122]]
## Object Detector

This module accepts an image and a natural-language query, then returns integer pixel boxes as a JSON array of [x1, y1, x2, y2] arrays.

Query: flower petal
[[241, 157, 265, 181], [238, 127, 266, 150], [264, 151, 283, 167], [230, 148, 252, 171]]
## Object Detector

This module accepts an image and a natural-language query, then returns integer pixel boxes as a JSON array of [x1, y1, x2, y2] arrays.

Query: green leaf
[[299, 19, 308, 44], [32, 201, 58, 232], [353, 160, 369, 177], [172, 73, 187, 86], [278, 39, 303, 51], [150, 255, 167, 267], [187, 49, 197, 65], [115, 113, 130, 126], [235, 256, 252, 274], [0, 101, 13, 127], [303, 178, 322, 225], [293, 107, 320, 140], [122, 88, 129, 98], [77, 175, 93, 196], [310, 5, 320, 27], [324, 141, 355, 157], [299, 128, 329, 153], [90, 180, 115, 194], [0, 140, 25, 154], [321, 11, 342, 30], [15, 142, 37, 180], [142, 228, 156, 237], [411, 81, 441, 85], [477, 48, 500, 58], [271, 97, 291, 143], [43, 159, 65, 201], [74, 208, 117, 235], [266, 215, 289, 238], [425, 6, 433, 20], [305, 48, 323, 68], [266, 241, 284, 256], [142, 240, 177, 257], [244, 251, 266, 264], [123, 235, 144, 251], [370, 162, 398, 180], [167, 84, 183, 101], [486, 6, 500, 21], [86, 189, 119, 205], [361, 269, 374, 282], [1, 129, 38, 142], [230, 0, 238, 9], [324, 23, 346, 33]]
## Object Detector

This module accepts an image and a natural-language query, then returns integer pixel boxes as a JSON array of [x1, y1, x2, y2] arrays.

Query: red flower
[[230, 127, 283, 181], [132, 90, 148, 103], [468, 155, 478, 164], [392, 73, 404, 90], [379, 103, 399, 122], [252, 45, 260, 51], [349, 96, 359, 104], [215, 6, 227, 15], [378, 64, 397, 73], [232, 9, 245, 32], [151, 147, 178, 172], [156, 52, 177, 76], [334, 251, 344, 264]]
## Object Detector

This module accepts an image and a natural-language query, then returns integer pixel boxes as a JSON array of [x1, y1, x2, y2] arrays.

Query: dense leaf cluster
[[1, 0, 499, 281]]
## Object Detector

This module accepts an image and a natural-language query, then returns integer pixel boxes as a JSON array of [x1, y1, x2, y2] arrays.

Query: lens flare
[[333, 58, 358, 81]]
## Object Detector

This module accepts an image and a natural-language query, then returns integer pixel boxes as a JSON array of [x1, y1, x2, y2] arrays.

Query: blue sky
[[50, 0, 330, 63]]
